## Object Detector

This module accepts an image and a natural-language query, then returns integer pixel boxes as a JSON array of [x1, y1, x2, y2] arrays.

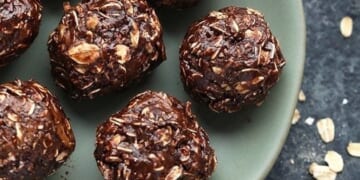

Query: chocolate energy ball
[[0, 0, 42, 67], [147, 0, 200, 8], [0, 80, 76, 179], [180, 6, 286, 113], [95, 91, 216, 180], [48, 0, 166, 99]]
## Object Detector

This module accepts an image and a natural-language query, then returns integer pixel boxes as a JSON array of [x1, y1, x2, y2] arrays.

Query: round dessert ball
[[180, 6, 286, 113], [0, 80, 75, 179], [0, 0, 42, 67], [48, 0, 166, 99], [94, 91, 216, 180], [147, 0, 200, 8]]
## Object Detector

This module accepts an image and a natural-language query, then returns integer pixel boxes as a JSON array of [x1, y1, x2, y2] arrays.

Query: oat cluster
[[48, 0, 166, 99], [180, 6, 286, 113], [0, 0, 42, 67], [94, 91, 216, 180], [0, 80, 75, 179]]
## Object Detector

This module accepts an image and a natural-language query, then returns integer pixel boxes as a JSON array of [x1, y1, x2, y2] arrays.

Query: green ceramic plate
[[0, 0, 305, 179]]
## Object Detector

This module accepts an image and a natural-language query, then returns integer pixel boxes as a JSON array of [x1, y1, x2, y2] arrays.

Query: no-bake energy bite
[[0, 0, 42, 67], [0, 80, 75, 179], [94, 91, 216, 180], [48, 0, 166, 99], [180, 6, 286, 113], [147, 0, 200, 8]]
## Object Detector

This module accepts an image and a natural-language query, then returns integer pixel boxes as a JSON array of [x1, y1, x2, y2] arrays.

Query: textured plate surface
[[0, 0, 305, 179]]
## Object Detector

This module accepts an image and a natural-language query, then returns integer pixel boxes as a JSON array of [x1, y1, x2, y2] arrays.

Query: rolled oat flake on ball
[[0, 80, 75, 179], [180, 6, 286, 113], [0, 0, 42, 67], [48, 0, 166, 99], [94, 91, 217, 180]]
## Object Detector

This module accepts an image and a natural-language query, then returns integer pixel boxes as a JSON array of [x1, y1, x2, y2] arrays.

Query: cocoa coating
[[94, 91, 216, 180], [147, 0, 200, 8], [48, 0, 166, 99], [0, 0, 42, 67], [180, 6, 286, 113], [0, 80, 75, 179]]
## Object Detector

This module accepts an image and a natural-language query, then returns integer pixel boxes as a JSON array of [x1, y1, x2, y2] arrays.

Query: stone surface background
[[267, 0, 360, 179]]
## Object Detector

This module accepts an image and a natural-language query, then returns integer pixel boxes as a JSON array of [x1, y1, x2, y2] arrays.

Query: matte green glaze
[[0, 0, 305, 179]]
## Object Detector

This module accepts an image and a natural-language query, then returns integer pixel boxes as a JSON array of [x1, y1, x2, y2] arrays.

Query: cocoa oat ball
[[0, 0, 42, 67], [0, 80, 75, 179], [94, 91, 216, 180], [147, 0, 200, 8], [180, 6, 286, 113], [48, 0, 166, 99]]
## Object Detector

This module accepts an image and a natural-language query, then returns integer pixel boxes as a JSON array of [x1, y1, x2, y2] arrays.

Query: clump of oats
[[48, 0, 166, 100], [309, 150, 344, 179], [179, 6, 286, 113], [308, 163, 337, 180], [94, 91, 216, 179], [324, 151, 344, 173]]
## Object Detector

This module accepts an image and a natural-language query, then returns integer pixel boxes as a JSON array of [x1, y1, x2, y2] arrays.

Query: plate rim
[[260, 0, 306, 179]]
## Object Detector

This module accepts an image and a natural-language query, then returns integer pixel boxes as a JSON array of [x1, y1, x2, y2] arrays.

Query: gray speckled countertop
[[267, 0, 360, 179]]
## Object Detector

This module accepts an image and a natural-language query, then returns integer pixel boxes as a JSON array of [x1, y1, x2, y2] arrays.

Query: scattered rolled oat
[[340, 16, 353, 38], [292, 108, 301, 125], [308, 163, 337, 180], [324, 151, 344, 173], [305, 117, 315, 126], [347, 142, 360, 157], [298, 90, 306, 102], [316, 118, 335, 143]]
